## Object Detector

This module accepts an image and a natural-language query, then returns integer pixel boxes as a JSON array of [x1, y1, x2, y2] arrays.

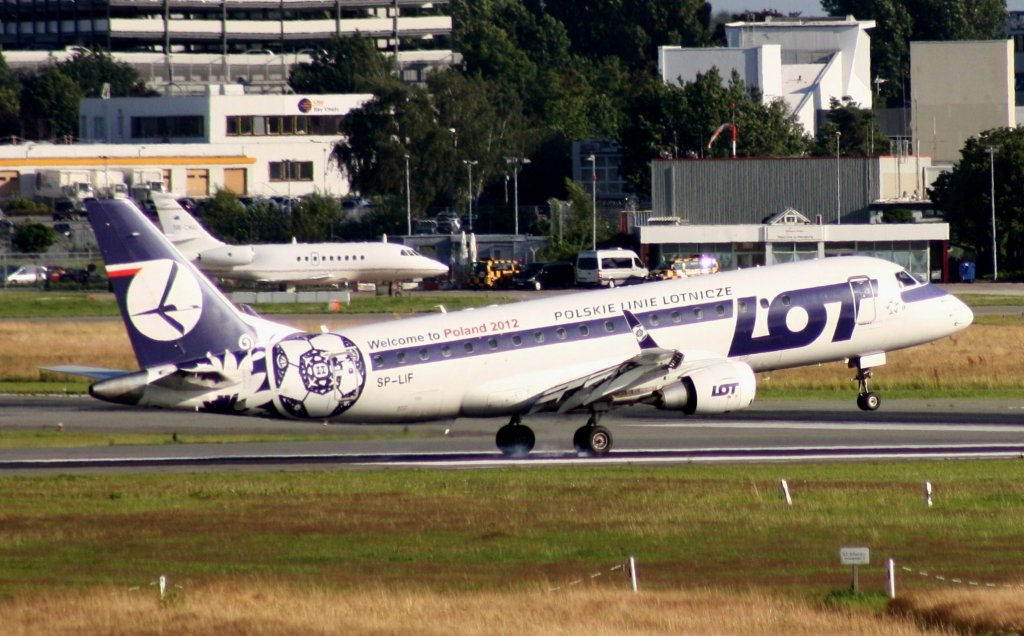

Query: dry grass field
[[891, 588, 1024, 634], [0, 320, 134, 380], [738, 322, 1020, 394], [1, 584, 944, 636]]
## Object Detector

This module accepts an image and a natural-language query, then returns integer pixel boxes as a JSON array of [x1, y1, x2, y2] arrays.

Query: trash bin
[[958, 261, 975, 283]]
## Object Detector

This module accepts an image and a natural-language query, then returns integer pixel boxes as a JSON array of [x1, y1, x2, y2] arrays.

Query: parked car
[[513, 261, 576, 290], [413, 219, 438, 235], [59, 267, 105, 288], [46, 266, 67, 283], [52, 199, 79, 221], [4, 264, 47, 285]]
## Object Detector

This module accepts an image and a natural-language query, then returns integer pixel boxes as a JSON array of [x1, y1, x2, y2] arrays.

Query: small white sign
[[840, 547, 870, 565]]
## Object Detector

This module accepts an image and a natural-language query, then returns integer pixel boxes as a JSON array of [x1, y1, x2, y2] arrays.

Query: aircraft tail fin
[[86, 197, 269, 369], [152, 193, 224, 256]]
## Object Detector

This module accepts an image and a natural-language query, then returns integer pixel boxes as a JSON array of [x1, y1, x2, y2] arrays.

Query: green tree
[[13, 221, 55, 254], [533, 0, 712, 71], [929, 127, 1024, 277], [822, 0, 1006, 107], [290, 193, 341, 242], [198, 190, 290, 244], [19, 68, 80, 139], [619, 68, 809, 195], [336, 69, 531, 217], [289, 36, 400, 95], [541, 179, 617, 260], [57, 48, 152, 98], [812, 98, 889, 156], [0, 51, 21, 139]]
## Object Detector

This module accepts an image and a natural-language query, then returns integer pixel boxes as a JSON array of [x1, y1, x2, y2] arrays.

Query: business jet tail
[[152, 193, 224, 256]]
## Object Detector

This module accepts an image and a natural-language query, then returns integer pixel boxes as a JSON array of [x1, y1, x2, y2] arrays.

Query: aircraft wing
[[526, 346, 684, 414], [527, 309, 726, 414]]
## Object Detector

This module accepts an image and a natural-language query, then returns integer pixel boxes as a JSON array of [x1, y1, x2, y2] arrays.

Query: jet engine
[[196, 245, 255, 266], [653, 360, 756, 415]]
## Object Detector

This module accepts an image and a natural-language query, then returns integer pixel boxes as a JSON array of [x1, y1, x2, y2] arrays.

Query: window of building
[[131, 115, 204, 139], [269, 161, 314, 182]]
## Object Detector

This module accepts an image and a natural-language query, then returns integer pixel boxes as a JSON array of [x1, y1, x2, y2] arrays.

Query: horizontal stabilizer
[[41, 365, 132, 380]]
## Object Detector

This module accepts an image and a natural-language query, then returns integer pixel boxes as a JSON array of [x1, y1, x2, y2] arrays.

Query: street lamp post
[[505, 156, 530, 236], [587, 153, 597, 250], [987, 146, 998, 281], [835, 131, 842, 225], [404, 153, 411, 235], [462, 159, 478, 233]]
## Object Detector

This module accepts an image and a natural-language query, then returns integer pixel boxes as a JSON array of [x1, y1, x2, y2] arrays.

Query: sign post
[[840, 547, 870, 592]]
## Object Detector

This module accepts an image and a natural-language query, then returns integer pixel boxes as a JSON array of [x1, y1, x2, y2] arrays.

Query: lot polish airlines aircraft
[[151, 194, 449, 286], [67, 197, 973, 457]]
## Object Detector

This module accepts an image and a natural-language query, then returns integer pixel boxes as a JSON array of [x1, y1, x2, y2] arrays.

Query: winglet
[[623, 310, 659, 350]]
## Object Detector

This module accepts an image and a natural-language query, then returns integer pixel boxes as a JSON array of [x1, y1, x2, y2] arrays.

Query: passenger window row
[[370, 300, 733, 370]]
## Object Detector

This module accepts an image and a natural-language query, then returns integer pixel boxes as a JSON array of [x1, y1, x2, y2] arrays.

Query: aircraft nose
[[946, 295, 973, 331]]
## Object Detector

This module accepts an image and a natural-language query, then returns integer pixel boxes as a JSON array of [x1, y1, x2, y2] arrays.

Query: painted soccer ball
[[271, 333, 366, 418]]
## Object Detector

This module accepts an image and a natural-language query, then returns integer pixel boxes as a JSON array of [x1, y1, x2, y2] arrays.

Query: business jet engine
[[653, 360, 756, 415], [196, 245, 256, 267]]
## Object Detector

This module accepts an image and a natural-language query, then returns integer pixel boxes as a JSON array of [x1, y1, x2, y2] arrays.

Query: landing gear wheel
[[852, 361, 882, 412], [534, 281, 542, 291], [496, 422, 535, 458], [573, 424, 613, 456], [857, 392, 881, 412]]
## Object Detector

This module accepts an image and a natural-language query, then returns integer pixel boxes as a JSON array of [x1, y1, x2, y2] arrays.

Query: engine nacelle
[[197, 245, 255, 267], [654, 360, 756, 415]]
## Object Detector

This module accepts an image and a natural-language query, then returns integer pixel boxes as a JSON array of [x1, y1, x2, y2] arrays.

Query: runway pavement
[[1, 395, 1023, 474]]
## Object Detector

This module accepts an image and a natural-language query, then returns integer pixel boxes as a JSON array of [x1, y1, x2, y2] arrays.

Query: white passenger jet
[[151, 194, 449, 286], [68, 197, 973, 457]]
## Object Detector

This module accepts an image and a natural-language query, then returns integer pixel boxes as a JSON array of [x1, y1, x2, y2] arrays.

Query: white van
[[575, 248, 648, 287]]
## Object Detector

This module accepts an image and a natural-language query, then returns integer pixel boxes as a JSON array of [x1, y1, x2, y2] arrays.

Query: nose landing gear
[[851, 352, 884, 411]]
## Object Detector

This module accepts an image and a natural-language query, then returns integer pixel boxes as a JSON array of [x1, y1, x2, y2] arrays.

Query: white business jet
[[71, 197, 973, 457], [151, 194, 449, 286]]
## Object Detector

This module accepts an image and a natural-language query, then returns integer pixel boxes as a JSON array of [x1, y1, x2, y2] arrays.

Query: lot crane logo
[[123, 259, 203, 341]]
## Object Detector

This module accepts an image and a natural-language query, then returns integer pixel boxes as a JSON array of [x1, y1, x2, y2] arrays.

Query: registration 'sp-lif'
[[74, 197, 973, 457]]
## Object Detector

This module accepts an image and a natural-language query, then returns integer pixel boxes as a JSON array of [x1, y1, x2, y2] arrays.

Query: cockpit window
[[895, 270, 918, 288]]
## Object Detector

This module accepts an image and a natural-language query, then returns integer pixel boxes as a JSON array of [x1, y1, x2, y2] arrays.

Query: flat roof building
[[0, 85, 371, 200], [0, 1, 454, 91], [659, 15, 875, 138]]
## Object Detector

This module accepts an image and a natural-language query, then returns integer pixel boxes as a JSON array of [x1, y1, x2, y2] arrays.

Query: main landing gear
[[573, 413, 613, 457], [495, 415, 535, 458], [494, 413, 614, 458]]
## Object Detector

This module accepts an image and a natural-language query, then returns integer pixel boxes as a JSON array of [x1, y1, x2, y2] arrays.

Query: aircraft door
[[849, 276, 875, 325], [311, 252, 320, 266]]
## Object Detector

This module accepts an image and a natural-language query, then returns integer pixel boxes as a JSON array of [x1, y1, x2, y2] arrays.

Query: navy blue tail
[[86, 197, 256, 369]]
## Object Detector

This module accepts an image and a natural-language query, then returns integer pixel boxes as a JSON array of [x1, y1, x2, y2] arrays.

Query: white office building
[[659, 15, 875, 137], [0, 85, 371, 200], [0, 0, 454, 91]]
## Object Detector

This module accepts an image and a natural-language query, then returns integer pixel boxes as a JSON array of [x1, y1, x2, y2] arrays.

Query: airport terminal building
[[0, 86, 370, 201], [637, 156, 951, 281]]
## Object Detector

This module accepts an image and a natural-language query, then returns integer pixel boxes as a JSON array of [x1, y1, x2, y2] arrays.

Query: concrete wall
[[911, 40, 1015, 164]]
